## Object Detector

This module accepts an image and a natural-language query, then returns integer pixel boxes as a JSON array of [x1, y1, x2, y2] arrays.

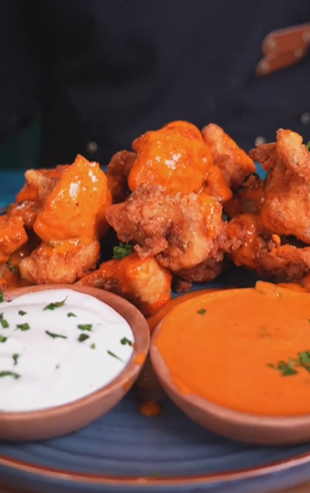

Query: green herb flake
[[78, 333, 90, 343], [90, 343, 96, 349], [306, 141, 310, 150], [18, 310, 27, 316], [12, 354, 19, 366], [197, 308, 206, 315], [67, 312, 77, 318], [6, 261, 17, 273], [120, 337, 132, 346], [0, 313, 9, 328], [112, 242, 133, 260], [77, 324, 92, 332], [0, 371, 20, 379], [45, 330, 67, 339], [107, 350, 123, 361], [267, 360, 297, 376], [0, 335, 7, 343], [43, 297, 67, 311], [0, 292, 3, 303], [16, 323, 30, 331]]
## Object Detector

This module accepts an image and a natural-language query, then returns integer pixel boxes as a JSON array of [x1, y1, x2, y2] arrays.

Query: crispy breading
[[105, 184, 225, 272], [106, 150, 136, 177], [252, 129, 310, 244], [202, 123, 256, 188], [20, 240, 100, 284], [78, 252, 172, 316]]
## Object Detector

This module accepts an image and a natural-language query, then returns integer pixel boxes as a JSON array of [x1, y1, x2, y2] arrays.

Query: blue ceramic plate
[[2, 167, 310, 493]]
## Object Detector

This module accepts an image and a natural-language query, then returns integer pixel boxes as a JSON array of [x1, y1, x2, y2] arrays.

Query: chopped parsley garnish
[[197, 308, 206, 315], [45, 330, 67, 339], [6, 260, 17, 273], [120, 337, 132, 346], [78, 333, 90, 342], [306, 141, 310, 150], [0, 292, 3, 302], [90, 343, 96, 349], [0, 313, 9, 328], [267, 360, 297, 376], [107, 350, 123, 361], [77, 324, 92, 331], [67, 312, 77, 318], [0, 335, 7, 343], [16, 323, 30, 331], [43, 297, 67, 311], [0, 371, 20, 379], [18, 310, 27, 316], [113, 242, 133, 259], [13, 354, 19, 366]]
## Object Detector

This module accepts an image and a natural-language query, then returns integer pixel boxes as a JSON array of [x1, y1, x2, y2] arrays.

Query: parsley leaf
[[18, 310, 27, 316], [113, 243, 133, 260], [107, 350, 123, 361], [12, 354, 19, 366], [197, 308, 206, 315], [45, 330, 67, 339], [77, 324, 92, 331], [0, 371, 20, 379], [16, 323, 30, 331], [120, 337, 132, 346], [0, 335, 7, 343], [67, 312, 77, 318], [78, 333, 90, 342], [43, 297, 67, 311]]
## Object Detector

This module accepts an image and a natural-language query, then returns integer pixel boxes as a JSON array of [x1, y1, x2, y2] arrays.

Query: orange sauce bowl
[[150, 282, 310, 445]]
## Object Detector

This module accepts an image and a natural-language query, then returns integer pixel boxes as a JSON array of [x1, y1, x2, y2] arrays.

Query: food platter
[[1, 124, 310, 492]]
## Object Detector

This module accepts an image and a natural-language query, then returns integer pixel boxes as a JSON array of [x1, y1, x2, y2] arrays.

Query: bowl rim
[[0, 283, 150, 419]]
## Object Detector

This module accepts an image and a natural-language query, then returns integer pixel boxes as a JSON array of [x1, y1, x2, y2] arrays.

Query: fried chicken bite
[[7, 165, 70, 229], [78, 251, 172, 316], [201, 123, 256, 188], [106, 150, 136, 178], [0, 215, 28, 264], [105, 184, 225, 272], [127, 121, 213, 195], [20, 155, 112, 284], [250, 129, 310, 244]]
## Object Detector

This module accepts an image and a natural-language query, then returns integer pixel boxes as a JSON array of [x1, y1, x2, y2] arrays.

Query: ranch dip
[[0, 289, 134, 412]]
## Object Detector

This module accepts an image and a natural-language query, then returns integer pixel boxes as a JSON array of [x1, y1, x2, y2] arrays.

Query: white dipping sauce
[[0, 289, 134, 412]]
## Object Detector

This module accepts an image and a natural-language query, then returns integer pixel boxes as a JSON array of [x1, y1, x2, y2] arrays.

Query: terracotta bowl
[[151, 317, 310, 446], [0, 284, 150, 442]]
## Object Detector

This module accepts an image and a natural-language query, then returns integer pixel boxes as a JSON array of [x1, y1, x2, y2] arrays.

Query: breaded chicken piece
[[105, 184, 225, 272], [0, 215, 28, 264], [250, 129, 310, 244], [127, 121, 213, 195], [8, 165, 70, 229], [19, 155, 111, 284], [20, 240, 100, 285], [201, 123, 256, 188], [78, 251, 172, 316], [226, 212, 310, 282], [106, 150, 136, 178]]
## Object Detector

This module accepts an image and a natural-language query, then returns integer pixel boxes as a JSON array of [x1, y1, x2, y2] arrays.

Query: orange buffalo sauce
[[154, 282, 310, 417]]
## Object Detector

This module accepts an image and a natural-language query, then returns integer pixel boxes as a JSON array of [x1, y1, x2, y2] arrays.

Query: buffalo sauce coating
[[155, 282, 310, 416], [128, 121, 213, 194], [33, 155, 112, 252]]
